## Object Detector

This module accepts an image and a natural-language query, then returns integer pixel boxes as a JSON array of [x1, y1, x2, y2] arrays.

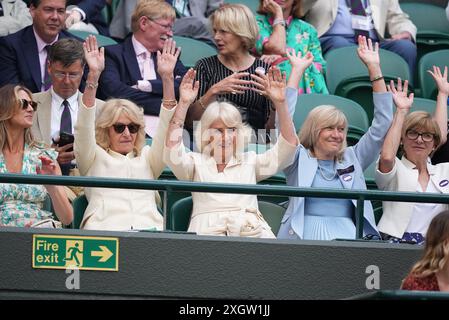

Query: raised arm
[[357, 36, 386, 93], [82, 35, 105, 108], [427, 66, 449, 147], [286, 49, 314, 90], [166, 69, 200, 149], [251, 66, 297, 145], [378, 79, 413, 173]]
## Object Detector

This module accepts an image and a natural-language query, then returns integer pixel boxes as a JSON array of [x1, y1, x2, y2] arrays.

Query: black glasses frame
[[21, 99, 38, 111], [406, 129, 435, 142], [112, 123, 140, 134]]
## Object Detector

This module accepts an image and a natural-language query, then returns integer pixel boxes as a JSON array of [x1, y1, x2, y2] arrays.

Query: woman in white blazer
[[74, 37, 180, 231], [376, 66, 449, 244], [163, 52, 310, 237]]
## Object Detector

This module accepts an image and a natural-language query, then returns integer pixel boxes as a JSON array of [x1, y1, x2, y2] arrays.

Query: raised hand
[[287, 49, 314, 72], [428, 65, 449, 96], [36, 155, 62, 176], [179, 68, 200, 106], [357, 35, 380, 67], [211, 72, 251, 95], [83, 35, 105, 76], [387, 78, 414, 111], [157, 38, 181, 78], [251, 66, 286, 106]]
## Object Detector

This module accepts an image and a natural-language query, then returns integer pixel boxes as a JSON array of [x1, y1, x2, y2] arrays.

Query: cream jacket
[[302, 0, 417, 41], [376, 156, 449, 238], [74, 102, 175, 231], [163, 134, 297, 237]]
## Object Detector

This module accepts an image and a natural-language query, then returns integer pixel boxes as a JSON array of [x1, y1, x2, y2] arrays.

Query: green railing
[[2, 173, 449, 238]]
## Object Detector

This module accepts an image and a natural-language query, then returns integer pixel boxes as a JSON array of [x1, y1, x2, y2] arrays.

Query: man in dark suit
[[98, 0, 187, 129], [0, 0, 80, 93]]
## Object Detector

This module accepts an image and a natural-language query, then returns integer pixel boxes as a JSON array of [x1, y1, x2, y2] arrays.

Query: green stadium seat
[[418, 50, 449, 99], [68, 30, 118, 47], [173, 36, 217, 68], [224, 0, 258, 13], [325, 47, 410, 121], [168, 196, 285, 234], [294, 93, 370, 146], [72, 194, 88, 229]]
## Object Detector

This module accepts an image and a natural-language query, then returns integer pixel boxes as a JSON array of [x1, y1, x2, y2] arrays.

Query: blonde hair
[[210, 4, 259, 50], [0, 84, 35, 152], [402, 111, 442, 151], [195, 101, 252, 156], [131, 0, 175, 33], [409, 210, 449, 278], [257, 0, 304, 18], [95, 99, 146, 155], [298, 105, 348, 160]]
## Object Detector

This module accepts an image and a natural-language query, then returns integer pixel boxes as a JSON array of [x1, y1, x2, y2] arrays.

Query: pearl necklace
[[318, 162, 337, 181]]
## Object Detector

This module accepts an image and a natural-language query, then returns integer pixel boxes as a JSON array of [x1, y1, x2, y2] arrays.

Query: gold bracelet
[[198, 97, 206, 110], [162, 100, 177, 109], [162, 99, 177, 103], [170, 118, 184, 128], [86, 82, 98, 89]]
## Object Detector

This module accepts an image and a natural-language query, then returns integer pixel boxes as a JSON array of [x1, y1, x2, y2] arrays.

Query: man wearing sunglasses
[[98, 0, 187, 137], [31, 38, 104, 178], [0, 0, 82, 93]]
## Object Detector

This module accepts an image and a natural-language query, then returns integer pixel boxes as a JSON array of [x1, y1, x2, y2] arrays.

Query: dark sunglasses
[[112, 123, 140, 134], [21, 99, 38, 111]]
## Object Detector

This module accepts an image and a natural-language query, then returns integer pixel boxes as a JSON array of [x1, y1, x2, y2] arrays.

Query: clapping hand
[[83, 35, 105, 76], [157, 38, 181, 78], [428, 65, 449, 96], [251, 66, 286, 106], [179, 68, 200, 106], [387, 78, 414, 111], [357, 35, 380, 67]]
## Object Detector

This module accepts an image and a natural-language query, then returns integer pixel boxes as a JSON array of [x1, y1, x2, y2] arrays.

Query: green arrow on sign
[[91, 246, 113, 262]]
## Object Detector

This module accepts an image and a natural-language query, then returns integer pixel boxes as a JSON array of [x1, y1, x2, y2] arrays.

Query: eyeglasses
[[146, 17, 173, 31], [21, 99, 38, 111], [53, 71, 82, 80], [406, 130, 435, 142], [112, 123, 140, 134]]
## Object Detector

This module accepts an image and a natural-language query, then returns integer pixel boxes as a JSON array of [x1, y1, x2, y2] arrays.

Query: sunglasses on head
[[112, 123, 140, 134], [21, 99, 38, 111]]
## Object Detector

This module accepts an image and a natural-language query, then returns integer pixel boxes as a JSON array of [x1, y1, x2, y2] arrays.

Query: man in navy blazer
[[0, 0, 80, 93], [98, 0, 187, 116]]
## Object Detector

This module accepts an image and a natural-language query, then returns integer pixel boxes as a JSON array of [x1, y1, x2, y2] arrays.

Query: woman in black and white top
[[186, 4, 280, 135]]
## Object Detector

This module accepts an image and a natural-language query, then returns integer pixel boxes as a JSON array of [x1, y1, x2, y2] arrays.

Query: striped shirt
[[195, 55, 272, 130]]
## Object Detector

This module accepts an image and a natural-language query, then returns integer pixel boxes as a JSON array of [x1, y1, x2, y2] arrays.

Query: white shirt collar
[[132, 35, 151, 58], [33, 27, 59, 53], [51, 88, 79, 113]]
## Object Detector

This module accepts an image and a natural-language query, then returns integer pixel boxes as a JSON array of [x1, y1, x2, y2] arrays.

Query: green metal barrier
[[2, 173, 449, 238]]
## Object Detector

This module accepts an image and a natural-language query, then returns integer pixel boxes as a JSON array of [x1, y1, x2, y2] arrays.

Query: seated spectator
[[401, 210, 449, 291], [301, 0, 417, 81], [0, 84, 73, 228], [277, 36, 393, 241], [0, 0, 82, 93], [164, 65, 299, 238], [75, 37, 180, 231], [254, 0, 328, 94], [98, 0, 187, 138], [187, 4, 274, 134], [65, 0, 109, 36], [109, 0, 221, 45], [0, 0, 32, 36], [376, 66, 449, 244], [32, 38, 104, 178]]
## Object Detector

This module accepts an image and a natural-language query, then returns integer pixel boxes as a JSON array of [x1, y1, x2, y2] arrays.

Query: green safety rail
[[2, 173, 449, 239]]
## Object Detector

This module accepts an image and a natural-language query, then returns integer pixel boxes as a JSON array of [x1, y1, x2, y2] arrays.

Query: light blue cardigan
[[278, 92, 393, 239]]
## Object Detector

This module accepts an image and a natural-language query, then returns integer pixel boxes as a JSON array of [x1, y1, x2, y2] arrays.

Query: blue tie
[[60, 100, 72, 134]]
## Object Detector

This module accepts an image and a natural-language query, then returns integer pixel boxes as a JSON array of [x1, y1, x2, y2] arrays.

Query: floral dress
[[0, 144, 57, 227], [255, 15, 329, 95]]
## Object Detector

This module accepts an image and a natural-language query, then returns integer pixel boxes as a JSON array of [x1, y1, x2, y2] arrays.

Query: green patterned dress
[[0, 144, 57, 227], [255, 15, 329, 94]]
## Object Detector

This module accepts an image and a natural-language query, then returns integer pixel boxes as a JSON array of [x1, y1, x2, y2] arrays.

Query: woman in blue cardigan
[[278, 36, 394, 240]]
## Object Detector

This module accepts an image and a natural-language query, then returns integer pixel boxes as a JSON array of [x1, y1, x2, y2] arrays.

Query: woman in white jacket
[[376, 66, 449, 244], [74, 36, 180, 231]]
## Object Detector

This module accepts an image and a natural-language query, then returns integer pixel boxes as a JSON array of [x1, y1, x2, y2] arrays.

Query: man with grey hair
[[32, 38, 104, 177]]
